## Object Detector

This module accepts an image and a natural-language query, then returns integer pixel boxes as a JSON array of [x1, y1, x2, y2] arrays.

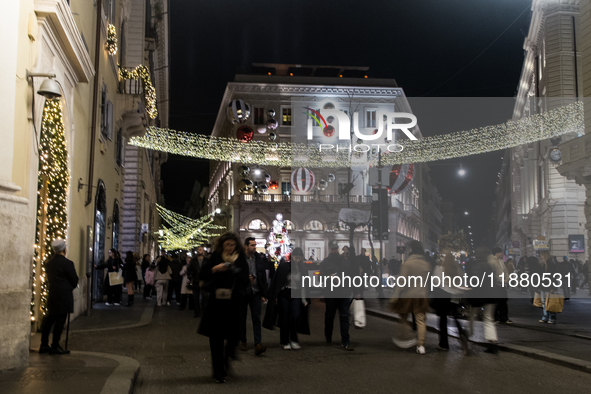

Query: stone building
[[0, 0, 168, 369], [207, 64, 442, 263]]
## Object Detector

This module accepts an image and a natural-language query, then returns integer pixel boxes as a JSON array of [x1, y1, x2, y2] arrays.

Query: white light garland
[[157, 204, 225, 250]]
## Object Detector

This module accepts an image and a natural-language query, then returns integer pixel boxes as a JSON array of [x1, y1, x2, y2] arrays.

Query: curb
[[72, 351, 139, 394], [366, 308, 591, 374], [71, 302, 155, 333]]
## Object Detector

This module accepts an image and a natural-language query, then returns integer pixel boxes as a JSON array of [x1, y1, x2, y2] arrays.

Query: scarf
[[221, 252, 239, 264]]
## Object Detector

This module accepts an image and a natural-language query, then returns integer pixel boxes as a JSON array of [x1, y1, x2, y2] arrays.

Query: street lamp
[[458, 168, 466, 177], [215, 208, 221, 214], [464, 211, 469, 215]]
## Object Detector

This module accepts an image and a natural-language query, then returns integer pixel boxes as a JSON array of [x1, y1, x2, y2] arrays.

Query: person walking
[[239, 237, 268, 355], [123, 251, 137, 306], [198, 232, 249, 383], [431, 250, 469, 355], [321, 239, 356, 351], [179, 253, 194, 310], [489, 247, 511, 324], [390, 241, 431, 355], [144, 262, 155, 300], [190, 246, 208, 317], [467, 246, 499, 354], [539, 252, 558, 324], [168, 254, 183, 305], [154, 251, 172, 306], [263, 247, 310, 349], [141, 254, 153, 299], [39, 239, 78, 355]]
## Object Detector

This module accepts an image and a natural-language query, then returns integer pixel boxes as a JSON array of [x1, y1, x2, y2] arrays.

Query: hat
[[51, 239, 66, 253], [328, 239, 339, 250]]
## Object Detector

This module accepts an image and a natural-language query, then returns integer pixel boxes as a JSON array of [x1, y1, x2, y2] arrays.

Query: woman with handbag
[[198, 232, 249, 383], [95, 249, 124, 306]]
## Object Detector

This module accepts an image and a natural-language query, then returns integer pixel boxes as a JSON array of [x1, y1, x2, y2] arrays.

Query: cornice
[[228, 83, 404, 97]]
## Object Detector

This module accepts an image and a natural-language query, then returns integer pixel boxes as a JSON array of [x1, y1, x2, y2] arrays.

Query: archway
[[92, 180, 107, 302]]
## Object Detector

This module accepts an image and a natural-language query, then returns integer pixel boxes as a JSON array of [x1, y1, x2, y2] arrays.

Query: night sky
[[163, 0, 533, 247]]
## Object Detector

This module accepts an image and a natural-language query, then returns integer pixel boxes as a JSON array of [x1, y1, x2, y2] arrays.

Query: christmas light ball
[[328, 173, 335, 182], [273, 220, 278, 226], [257, 126, 267, 134], [323, 125, 335, 137], [267, 109, 276, 117], [236, 125, 254, 142], [227, 99, 251, 124], [290, 167, 315, 193], [259, 184, 268, 192], [276, 213, 283, 221], [239, 178, 253, 189], [327, 116, 335, 124], [319, 179, 328, 191], [265, 174, 271, 182], [269, 181, 279, 190], [239, 165, 250, 177], [268, 132, 277, 141], [389, 163, 415, 195], [266, 119, 278, 130]]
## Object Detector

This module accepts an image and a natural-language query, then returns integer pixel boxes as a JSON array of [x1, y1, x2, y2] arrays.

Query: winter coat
[[180, 264, 193, 295], [123, 257, 138, 283], [169, 258, 183, 282], [389, 254, 431, 314], [97, 257, 123, 286], [245, 252, 269, 298], [197, 251, 249, 339], [263, 259, 310, 335], [45, 254, 78, 315], [465, 257, 498, 307], [154, 265, 172, 281]]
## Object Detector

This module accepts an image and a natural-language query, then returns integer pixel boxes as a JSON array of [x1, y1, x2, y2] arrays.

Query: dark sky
[[163, 0, 533, 247]]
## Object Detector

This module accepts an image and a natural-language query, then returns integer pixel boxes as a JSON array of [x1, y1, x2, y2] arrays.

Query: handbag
[[533, 292, 542, 308], [109, 270, 124, 286], [351, 299, 366, 328], [545, 294, 564, 313], [215, 288, 232, 300]]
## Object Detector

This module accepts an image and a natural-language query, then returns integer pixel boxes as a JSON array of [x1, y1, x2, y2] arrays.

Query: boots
[[484, 342, 498, 354], [126, 294, 134, 306]]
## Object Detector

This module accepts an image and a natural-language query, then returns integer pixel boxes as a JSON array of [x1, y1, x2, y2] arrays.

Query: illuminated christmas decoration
[[290, 167, 315, 193], [129, 103, 583, 167], [157, 204, 225, 251], [267, 213, 291, 263], [33, 98, 70, 318], [119, 65, 158, 119], [106, 24, 118, 55], [389, 163, 414, 194]]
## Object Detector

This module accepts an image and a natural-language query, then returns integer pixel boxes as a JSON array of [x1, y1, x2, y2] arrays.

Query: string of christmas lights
[[32, 98, 70, 319], [157, 204, 226, 250], [119, 65, 158, 119], [106, 24, 117, 56], [129, 102, 584, 167]]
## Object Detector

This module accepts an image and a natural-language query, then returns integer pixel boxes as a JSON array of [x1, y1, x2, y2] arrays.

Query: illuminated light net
[[157, 204, 225, 250], [129, 102, 583, 167]]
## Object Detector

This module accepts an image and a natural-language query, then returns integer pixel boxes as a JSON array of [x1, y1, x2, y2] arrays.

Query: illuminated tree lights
[[156, 204, 226, 251], [106, 24, 118, 55], [119, 65, 158, 119], [129, 103, 584, 167], [33, 99, 70, 319]]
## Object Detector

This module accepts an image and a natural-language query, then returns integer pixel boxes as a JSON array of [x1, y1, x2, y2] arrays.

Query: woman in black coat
[[263, 248, 310, 350], [123, 251, 138, 306], [95, 249, 124, 305], [198, 232, 249, 383]]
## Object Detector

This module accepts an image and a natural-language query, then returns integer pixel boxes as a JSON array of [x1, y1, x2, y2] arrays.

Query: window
[[366, 109, 376, 128], [116, 128, 124, 166], [284, 220, 295, 230], [254, 107, 265, 125], [323, 102, 335, 109], [309, 108, 320, 127], [282, 106, 292, 126], [248, 219, 267, 230], [281, 182, 291, 195], [100, 86, 113, 140], [305, 220, 324, 231]]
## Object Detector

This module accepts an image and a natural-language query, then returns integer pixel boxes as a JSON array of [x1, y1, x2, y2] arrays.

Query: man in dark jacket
[[190, 246, 208, 317], [40, 239, 79, 355], [239, 237, 268, 355], [168, 254, 183, 305], [321, 239, 355, 351]]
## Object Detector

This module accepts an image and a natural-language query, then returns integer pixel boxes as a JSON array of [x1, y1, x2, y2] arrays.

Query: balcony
[[557, 133, 591, 185], [239, 194, 372, 204], [404, 204, 421, 219]]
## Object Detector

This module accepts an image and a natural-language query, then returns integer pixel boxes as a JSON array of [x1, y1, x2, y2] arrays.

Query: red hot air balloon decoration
[[236, 125, 254, 142], [389, 164, 414, 195]]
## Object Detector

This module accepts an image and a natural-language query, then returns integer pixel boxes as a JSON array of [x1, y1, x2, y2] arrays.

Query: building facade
[[494, 0, 588, 260], [0, 0, 168, 370], [207, 65, 442, 264]]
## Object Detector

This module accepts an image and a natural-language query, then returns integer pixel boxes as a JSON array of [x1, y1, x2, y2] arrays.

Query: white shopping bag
[[352, 299, 366, 328]]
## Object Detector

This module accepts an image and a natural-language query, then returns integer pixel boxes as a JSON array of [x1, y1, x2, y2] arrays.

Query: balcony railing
[[240, 194, 373, 204], [404, 204, 421, 218]]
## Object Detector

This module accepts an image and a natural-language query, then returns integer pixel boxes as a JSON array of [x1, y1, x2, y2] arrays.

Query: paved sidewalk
[[365, 295, 591, 373], [0, 297, 154, 394]]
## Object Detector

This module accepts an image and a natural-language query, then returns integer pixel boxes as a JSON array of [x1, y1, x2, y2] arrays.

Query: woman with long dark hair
[[154, 251, 172, 306], [123, 251, 138, 306], [198, 232, 249, 383], [263, 247, 310, 350]]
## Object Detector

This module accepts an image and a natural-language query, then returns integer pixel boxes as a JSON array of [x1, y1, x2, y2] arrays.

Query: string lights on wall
[[32, 98, 70, 319], [106, 24, 118, 55], [119, 65, 158, 119]]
